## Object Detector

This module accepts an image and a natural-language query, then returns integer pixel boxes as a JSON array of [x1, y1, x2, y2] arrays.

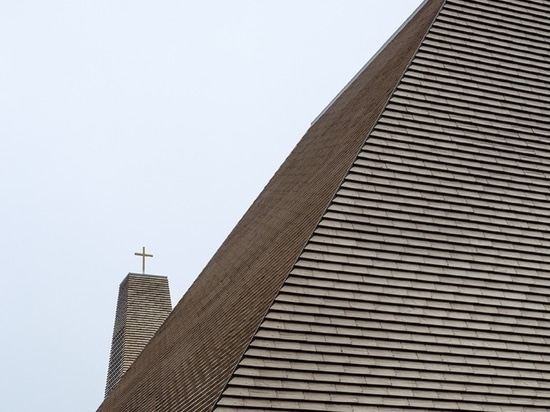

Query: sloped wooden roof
[[98, 0, 550, 410]]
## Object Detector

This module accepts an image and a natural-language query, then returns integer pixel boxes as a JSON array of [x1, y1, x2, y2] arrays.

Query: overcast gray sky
[[0, 1, 424, 410]]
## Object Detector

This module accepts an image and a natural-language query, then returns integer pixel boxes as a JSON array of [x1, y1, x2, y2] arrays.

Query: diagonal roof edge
[[311, 0, 432, 126], [211, 0, 445, 410], [210, 1, 447, 409], [97, 1, 444, 411]]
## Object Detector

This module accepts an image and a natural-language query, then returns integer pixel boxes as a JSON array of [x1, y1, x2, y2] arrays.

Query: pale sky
[[0, 1, 424, 411]]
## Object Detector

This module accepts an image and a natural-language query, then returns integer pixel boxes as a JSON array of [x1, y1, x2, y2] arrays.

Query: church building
[[98, 1, 550, 410]]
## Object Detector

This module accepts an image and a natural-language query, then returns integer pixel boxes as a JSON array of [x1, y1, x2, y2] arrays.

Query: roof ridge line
[[311, 0, 436, 126]]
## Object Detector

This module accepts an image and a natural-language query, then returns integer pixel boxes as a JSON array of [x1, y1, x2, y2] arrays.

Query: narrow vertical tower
[[105, 273, 172, 396]]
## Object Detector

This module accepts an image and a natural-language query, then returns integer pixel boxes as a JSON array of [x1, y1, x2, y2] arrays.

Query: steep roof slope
[[99, 0, 550, 410], [216, 0, 550, 410], [97, 2, 442, 411]]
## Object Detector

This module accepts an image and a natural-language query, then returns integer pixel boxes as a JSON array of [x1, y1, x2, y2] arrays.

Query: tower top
[[105, 273, 172, 396]]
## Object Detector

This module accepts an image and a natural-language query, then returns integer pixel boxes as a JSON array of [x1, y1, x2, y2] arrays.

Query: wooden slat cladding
[[97, 1, 444, 411], [217, 0, 550, 410], [105, 274, 172, 396]]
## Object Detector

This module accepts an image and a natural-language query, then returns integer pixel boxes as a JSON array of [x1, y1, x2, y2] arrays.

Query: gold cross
[[134, 246, 153, 274]]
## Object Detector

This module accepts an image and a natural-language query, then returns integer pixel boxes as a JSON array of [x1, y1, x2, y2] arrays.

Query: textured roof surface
[[98, 0, 550, 411]]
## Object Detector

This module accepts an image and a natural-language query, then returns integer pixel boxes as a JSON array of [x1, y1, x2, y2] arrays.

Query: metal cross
[[134, 246, 153, 274]]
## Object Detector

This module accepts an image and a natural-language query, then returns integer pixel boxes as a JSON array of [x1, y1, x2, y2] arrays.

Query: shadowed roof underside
[[99, 0, 550, 410]]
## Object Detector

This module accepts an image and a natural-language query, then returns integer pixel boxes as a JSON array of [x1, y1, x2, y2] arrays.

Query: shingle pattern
[[97, 2, 442, 411], [216, 0, 550, 410], [105, 273, 172, 396], [98, 0, 550, 410]]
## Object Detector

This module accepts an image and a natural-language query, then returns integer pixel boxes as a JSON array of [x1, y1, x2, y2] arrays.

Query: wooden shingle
[[98, 1, 550, 410]]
